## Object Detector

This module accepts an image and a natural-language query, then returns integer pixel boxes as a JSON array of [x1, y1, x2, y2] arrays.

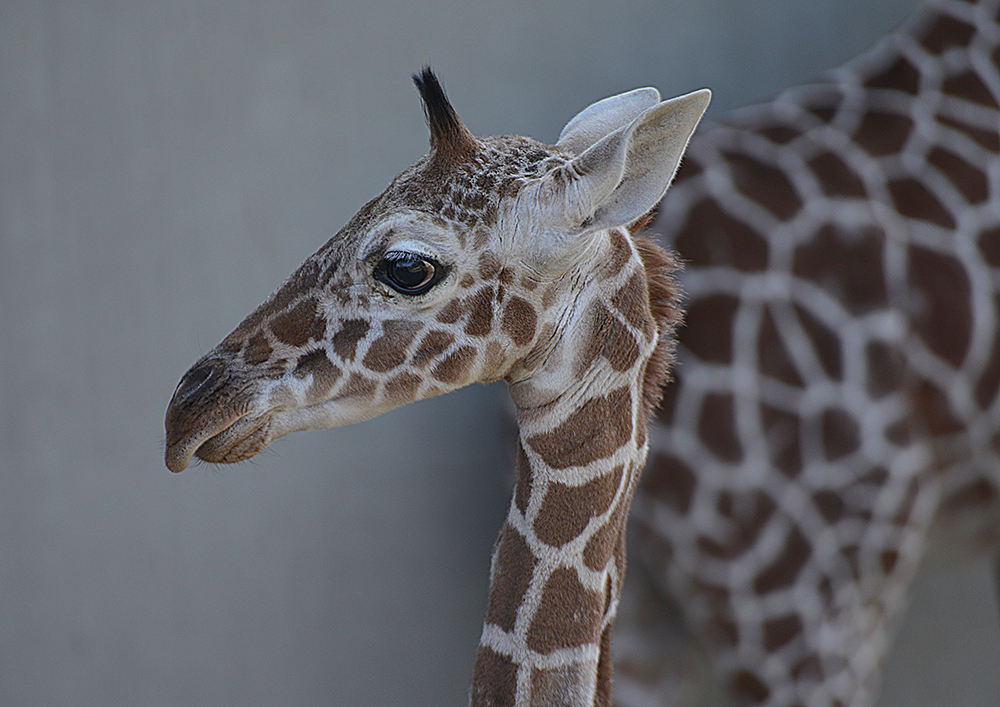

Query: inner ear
[[561, 89, 712, 232], [556, 87, 661, 156]]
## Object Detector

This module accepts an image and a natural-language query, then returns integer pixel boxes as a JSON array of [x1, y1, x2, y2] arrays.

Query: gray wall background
[[2, 1, 998, 705]]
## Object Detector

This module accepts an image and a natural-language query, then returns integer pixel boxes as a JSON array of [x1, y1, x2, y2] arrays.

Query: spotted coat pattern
[[616, 1, 1000, 705]]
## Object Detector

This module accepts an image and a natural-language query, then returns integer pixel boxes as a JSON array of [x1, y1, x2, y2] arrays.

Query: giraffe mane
[[413, 67, 478, 161], [630, 215, 683, 422]]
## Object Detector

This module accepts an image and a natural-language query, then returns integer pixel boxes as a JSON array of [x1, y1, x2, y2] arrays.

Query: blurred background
[[2, 0, 997, 705]]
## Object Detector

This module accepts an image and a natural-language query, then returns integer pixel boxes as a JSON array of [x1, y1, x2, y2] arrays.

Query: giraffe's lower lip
[[191, 414, 274, 466], [164, 410, 271, 473]]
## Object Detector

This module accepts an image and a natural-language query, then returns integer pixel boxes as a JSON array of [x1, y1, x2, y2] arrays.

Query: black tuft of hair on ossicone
[[412, 67, 477, 159]]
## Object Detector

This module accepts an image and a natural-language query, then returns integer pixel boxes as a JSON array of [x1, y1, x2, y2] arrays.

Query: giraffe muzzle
[[164, 358, 271, 472]]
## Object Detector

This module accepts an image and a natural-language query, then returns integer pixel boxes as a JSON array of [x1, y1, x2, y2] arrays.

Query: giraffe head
[[165, 70, 709, 473]]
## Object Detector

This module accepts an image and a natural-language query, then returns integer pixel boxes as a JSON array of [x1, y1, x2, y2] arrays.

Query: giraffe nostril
[[174, 360, 224, 404]]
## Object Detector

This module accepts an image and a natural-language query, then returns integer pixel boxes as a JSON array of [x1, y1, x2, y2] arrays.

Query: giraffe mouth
[[164, 407, 275, 473], [164, 357, 278, 473]]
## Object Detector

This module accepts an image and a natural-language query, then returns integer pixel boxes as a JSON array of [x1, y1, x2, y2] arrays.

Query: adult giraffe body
[[625, 0, 1000, 704]]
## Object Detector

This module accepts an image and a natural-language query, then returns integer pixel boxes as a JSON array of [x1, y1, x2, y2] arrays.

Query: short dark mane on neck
[[413, 68, 477, 160], [630, 220, 683, 422]]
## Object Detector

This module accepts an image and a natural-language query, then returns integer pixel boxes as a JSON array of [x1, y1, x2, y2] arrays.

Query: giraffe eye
[[374, 251, 446, 296]]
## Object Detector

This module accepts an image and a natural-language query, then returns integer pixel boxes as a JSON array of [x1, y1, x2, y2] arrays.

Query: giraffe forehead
[[381, 135, 569, 227]]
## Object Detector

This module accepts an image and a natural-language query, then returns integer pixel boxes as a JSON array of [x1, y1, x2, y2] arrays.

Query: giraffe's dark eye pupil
[[374, 252, 445, 295]]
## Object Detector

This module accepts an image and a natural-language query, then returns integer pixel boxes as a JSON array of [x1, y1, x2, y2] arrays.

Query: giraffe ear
[[564, 88, 711, 232], [512, 88, 710, 272], [556, 87, 662, 156]]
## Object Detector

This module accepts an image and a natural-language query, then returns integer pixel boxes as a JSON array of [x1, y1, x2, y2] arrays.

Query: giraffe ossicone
[[165, 69, 709, 705]]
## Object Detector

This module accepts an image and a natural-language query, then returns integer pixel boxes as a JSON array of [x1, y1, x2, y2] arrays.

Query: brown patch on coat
[[821, 408, 861, 461], [483, 523, 537, 633], [243, 332, 273, 365], [937, 114, 999, 153], [293, 349, 342, 401], [526, 387, 633, 469], [331, 319, 370, 362], [482, 340, 506, 380], [854, 112, 914, 157], [432, 345, 477, 384], [920, 14, 976, 54], [682, 295, 738, 364], [501, 296, 537, 347], [411, 330, 455, 368], [340, 372, 378, 400], [866, 340, 906, 399], [806, 152, 867, 198], [478, 250, 502, 280], [699, 393, 744, 463], [533, 465, 624, 547], [526, 567, 603, 654], [927, 147, 988, 203], [464, 286, 495, 336], [469, 646, 518, 707], [575, 301, 640, 375], [975, 295, 1000, 408], [907, 244, 971, 367], [600, 229, 633, 280], [757, 307, 804, 387], [792, 225, 889, 315], [761, 403, 803, 478], [794, 304, 843, 380], [723, 151, 802, 220], [611, 272, 655, 339], [697, 491, 777, 560], [270, 298, 326, 347], [642, 453, 697, 515], [531, 664, 590, 705], [812, 490, 846, 524], [943, 70, 999, 109], [863, 56, 921, 95], [733, 670, 771, 704], [583, 491, 629, 571], [384, 371, 423, 403], [888, 178, 956, 228], [363, 320, 423, 372], [674, 199, 769, 271], [753, 525, 812, 594], [436, 298, 466, 324], [980, 227, 1000, 266], [603, 316, 641, 372]]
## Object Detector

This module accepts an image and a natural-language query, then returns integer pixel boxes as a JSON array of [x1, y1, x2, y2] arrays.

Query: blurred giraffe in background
[[617, 0, 1000, 704]]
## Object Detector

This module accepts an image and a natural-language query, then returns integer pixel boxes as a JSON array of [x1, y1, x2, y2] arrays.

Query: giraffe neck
[[470, 231, 677, 707]]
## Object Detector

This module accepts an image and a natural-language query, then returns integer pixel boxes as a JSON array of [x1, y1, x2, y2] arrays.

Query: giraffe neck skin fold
[[470, 231, 674, 707]]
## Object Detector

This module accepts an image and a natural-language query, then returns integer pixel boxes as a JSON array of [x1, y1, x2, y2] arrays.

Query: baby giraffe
[[164, 70, 709, 706]]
